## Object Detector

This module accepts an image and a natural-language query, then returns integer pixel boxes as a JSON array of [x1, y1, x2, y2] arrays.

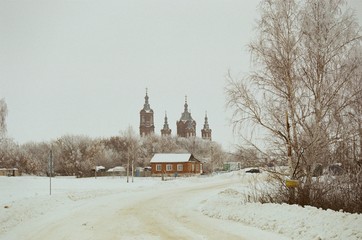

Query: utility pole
[[211, 145, 214, 173], [131, 157, 134, 183], [127, 154, 129, 183], [48, 149, 53, 196]]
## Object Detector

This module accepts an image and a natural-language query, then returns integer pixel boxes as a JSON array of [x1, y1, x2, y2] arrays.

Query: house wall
[[150, 162, 202, 176], [0, 168, 20, 176]]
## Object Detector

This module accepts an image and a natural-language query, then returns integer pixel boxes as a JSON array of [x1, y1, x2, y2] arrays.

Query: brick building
[[139, 90, 155, 136], [161, 112, 171, 137], [150, 153, 202, 176], [176, 97, 196, 138], [201, 112, 212, 140], [139, 92, 212, 140]]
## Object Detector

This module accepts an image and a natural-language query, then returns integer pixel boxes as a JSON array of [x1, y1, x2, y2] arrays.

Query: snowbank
[[200, 171, 362, 240]]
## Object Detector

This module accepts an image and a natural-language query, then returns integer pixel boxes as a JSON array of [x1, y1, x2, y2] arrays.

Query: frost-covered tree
[[226, 0, 302, 177], [54, 135, 101, 176], [20, 142, 50, 175], [297, 0, 361, 185], [121, 126, 140, 183], [0, 98, 7, 138], [226, 0, 361, 210], [226, 0, 361, 175], [0, 138, 18, 168]]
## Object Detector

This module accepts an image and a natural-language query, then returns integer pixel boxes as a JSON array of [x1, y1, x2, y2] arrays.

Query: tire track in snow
[[1, 176, 281, 240]]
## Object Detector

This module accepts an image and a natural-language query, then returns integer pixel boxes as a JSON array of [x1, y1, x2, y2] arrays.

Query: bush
[[251, 170, 362, 214]]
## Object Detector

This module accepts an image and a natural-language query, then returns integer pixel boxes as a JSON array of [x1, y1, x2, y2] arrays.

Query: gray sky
[[1, 0, 361, 151]]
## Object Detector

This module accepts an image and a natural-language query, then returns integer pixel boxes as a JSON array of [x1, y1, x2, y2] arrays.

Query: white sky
[[1, 0, 361, 151]]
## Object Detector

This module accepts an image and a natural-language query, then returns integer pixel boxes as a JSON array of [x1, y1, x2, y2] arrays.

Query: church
[[139, 90, 212, 140]]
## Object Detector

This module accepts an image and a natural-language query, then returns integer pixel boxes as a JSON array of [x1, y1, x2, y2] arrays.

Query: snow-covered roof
[[107, 166, 126, 172], [150, 153, 193, 163], [94, 166, 105, 171], [0, 168, 18, 170]]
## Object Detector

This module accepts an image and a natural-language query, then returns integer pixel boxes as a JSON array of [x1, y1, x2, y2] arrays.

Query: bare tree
[[297, 0, 361, 186], [121, 126, 140, 183], [226, 0, 302, 177], [0, 138, 18, 169], [208, 142, 225, 172], [54, 135, 101, 176], [20, 142, 50, 175], [226, 0, 362, 210], [0, 98, 7, 138]]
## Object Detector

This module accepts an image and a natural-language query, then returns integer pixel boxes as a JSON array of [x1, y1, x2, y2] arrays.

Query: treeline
[[0, 132, 224, 176]]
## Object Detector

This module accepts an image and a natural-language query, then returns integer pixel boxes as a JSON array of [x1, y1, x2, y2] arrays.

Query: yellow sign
[[286, 179, 299, 188]]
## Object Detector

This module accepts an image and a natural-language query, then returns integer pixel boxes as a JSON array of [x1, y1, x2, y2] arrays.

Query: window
[[166, 164, 172, 171], [196, 164, 199, 172], [156, 164, 162, 171], [177, 164, 183, 172]]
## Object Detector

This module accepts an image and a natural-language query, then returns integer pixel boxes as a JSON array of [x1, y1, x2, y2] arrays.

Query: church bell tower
[[161, 112, 172, 137], [139, 89, 155, 137], [201, 112, 212, 140], [176, 96, 196, 138]]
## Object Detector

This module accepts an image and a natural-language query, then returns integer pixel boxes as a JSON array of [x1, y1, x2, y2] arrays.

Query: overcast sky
[[1, 0, 361, 151]]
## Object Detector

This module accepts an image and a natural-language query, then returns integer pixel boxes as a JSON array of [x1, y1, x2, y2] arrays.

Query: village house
[[150, 153, 203, 176], [0, 168, 19, 177]]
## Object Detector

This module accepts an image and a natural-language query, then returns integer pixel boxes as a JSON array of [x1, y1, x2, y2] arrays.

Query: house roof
[[107, 166, 126, 172], [150, 153, 194, 163]]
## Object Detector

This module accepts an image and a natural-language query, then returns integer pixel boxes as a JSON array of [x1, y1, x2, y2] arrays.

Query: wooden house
[[150, 153, 202, 176], [0, 168, 20, 176]]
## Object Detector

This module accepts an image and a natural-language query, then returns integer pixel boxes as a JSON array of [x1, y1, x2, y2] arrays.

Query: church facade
[[176, 97, 196, 138], [139, 91, 212, 140], [139, 90, 155, 137]]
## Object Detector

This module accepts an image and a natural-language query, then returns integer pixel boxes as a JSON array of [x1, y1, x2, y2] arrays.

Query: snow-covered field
[[0, 171, 361, 240]]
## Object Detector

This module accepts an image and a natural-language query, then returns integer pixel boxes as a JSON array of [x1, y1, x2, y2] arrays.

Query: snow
[[150, 153, 192, 163], [94, 166, 105, 171], [107, 166, 125, 172], [0, 171, 361, 240]]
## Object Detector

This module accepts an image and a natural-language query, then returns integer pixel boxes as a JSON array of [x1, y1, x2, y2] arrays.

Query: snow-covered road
[[1, 172, 361, 240], [0, 175, 285, 240]]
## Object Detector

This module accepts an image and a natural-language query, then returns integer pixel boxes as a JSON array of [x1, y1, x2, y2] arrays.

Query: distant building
[[139, 91, 212, 139], [0, 168, 19, 176], [139, 89, 155, 136], [201, 112, 212, 140], [150, 153, 202, 176], [161, 112, 171, 137], [176, 97, 196, 138]]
